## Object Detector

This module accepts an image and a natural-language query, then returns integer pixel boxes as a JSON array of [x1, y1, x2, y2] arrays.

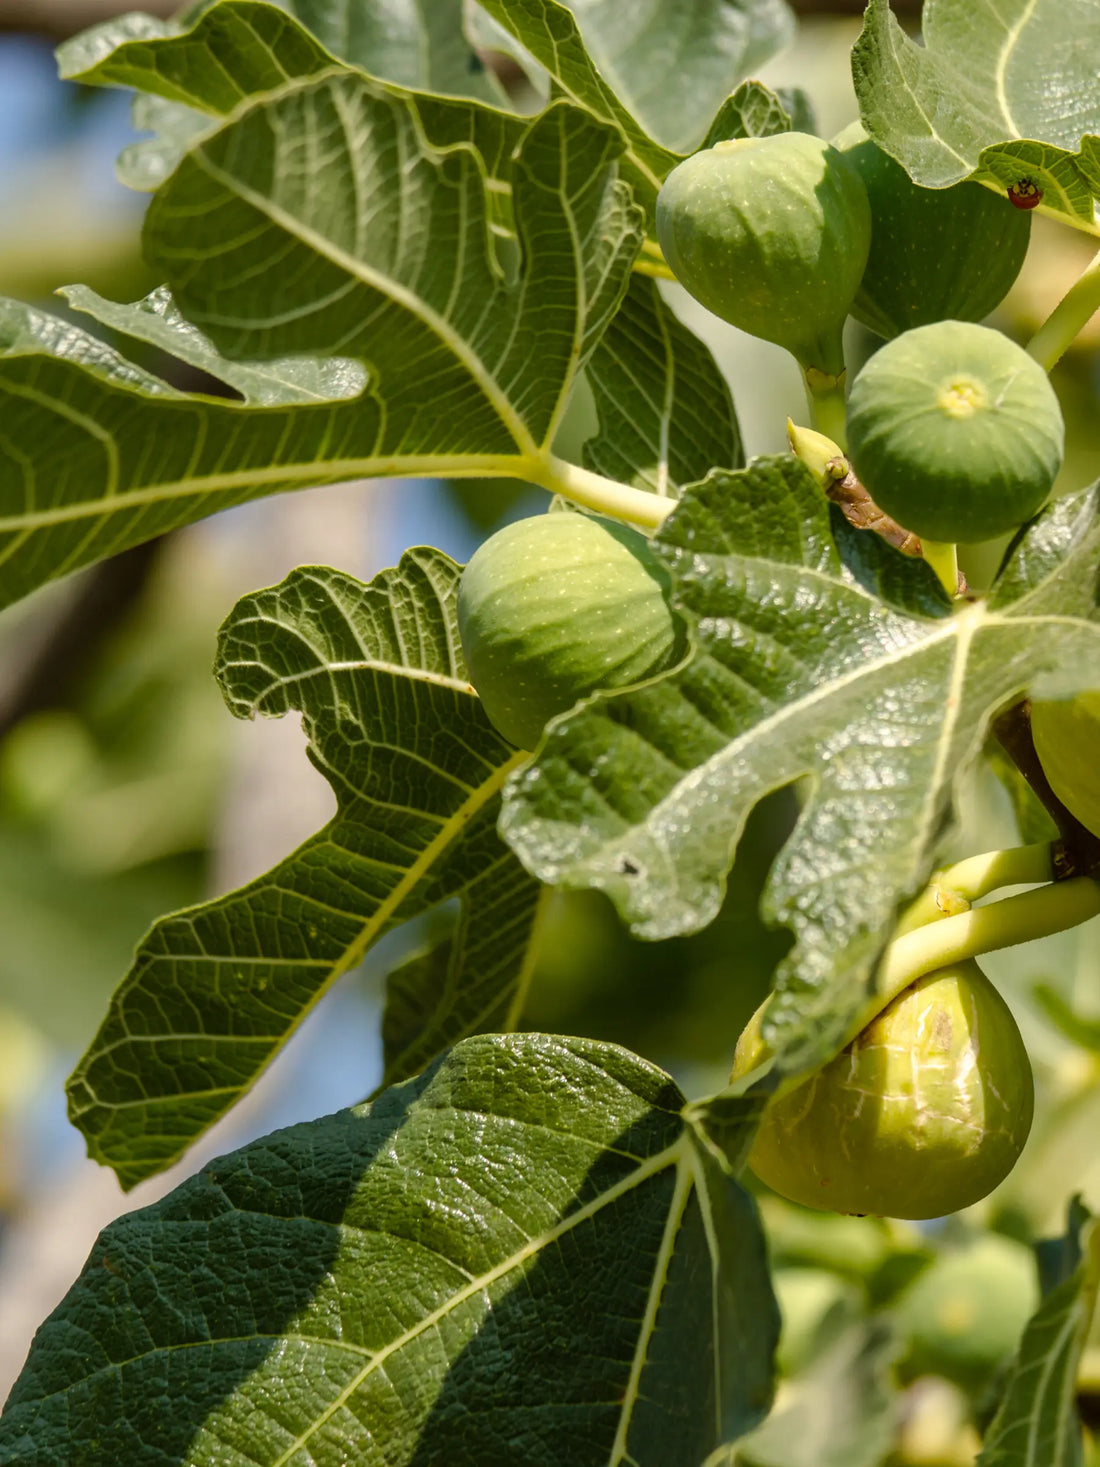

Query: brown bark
[[0, 0, 177, 40], [1, 0, 923, 42], [993, 699, 1100, 880]]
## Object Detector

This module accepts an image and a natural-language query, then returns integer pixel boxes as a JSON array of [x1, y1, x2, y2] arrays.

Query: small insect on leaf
[[1007, 176, 1043, 210]]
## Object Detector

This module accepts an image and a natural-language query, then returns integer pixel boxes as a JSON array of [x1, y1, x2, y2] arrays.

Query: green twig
[[876, 876, 1100, 1011], [1026, 246, 1100, 371], [738, 868, 1100, 1097], [894, 842, 1055, 936]]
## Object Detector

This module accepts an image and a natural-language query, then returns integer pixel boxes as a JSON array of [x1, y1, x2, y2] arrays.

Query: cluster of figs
[[457, 124, 1088, 1220]]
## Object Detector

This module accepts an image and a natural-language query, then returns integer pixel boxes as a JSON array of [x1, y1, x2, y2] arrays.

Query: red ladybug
[[1007, 177, 1043, 210]]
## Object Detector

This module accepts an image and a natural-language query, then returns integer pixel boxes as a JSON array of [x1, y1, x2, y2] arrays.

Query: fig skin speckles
[[846, 320, 1064, 544], [457, 511, 685, 750], [656, 132, 871, 377]]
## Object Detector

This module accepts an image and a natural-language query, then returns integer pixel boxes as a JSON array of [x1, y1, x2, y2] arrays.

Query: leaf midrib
[[992, 0, 1040, 138], [639, 603, 1097, 849], [264, 1135, 689, 1467], [187, 144, 542, 458]]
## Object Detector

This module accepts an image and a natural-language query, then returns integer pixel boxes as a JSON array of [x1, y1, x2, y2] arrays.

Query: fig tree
[[733, 959, 1034, 1220], [1031, 692, 1100, 838], [656, 132, 871, 377], [457, 511, 684, 750], [833, 122, 1031, 341], [846, 320, 1064, 543]]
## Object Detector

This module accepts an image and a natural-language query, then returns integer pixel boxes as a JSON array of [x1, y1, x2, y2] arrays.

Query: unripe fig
[[1031, 692, 1100, 838], [457, 511, 684, 750], [846, 320, 1064, 543], [733, 960, 1034, 1220], [656, 132, 871, 377], [833, 122, 1031, 341], [895, 1234, 1037, 1391]]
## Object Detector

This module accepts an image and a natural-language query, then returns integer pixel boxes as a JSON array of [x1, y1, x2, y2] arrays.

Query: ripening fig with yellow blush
[[733, 960, 1034, 1220]]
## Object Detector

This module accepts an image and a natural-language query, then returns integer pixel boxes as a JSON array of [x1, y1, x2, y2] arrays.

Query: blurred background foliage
[[1, 6, 1100, 1464]]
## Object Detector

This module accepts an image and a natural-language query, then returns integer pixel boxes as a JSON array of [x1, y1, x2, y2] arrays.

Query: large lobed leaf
[[3, 1035, 778, 1467], [66, 552, 541, 1189], [501, 464, 1100, 1074], [0, 83, 642, 612], [853, 0, 1100, 233], [61, 0, 796, 218]]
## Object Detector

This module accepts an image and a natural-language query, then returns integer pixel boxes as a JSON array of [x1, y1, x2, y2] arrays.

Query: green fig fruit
[[457, 511, 684, 750], [846, 320, 1064, 543], [656, 132, 871, 377], [1031, 692, 1100, 837], [895, 1234, 1038, 1391], [734, 959, 1034, 1220], [833, 122, 1031, 341]]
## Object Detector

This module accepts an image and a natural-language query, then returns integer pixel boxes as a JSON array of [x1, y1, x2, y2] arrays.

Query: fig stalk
[[803, 368, 848, 449], [736, 872, 1100, 1102], [921, 539, 960, 598], [894, 842, 1055, 936]]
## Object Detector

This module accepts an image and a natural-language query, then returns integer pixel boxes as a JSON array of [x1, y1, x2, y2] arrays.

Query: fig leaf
[[501, 463, 1100, 1076], [853, 0, 1100, 235]]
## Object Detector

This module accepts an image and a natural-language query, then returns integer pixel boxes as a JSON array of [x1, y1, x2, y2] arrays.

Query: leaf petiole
[[528, 453, 674, 530], [1026, 245, 1100, 372], [920, 538, 960, 597]]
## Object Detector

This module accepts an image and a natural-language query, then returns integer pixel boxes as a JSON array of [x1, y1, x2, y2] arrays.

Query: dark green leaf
[[8, 1035, 780, 1466], [65, 554, 539, 1187], [378, 865, 545, 1093], [583, 272, 743, 498], [501, 467, 1100, 1073]]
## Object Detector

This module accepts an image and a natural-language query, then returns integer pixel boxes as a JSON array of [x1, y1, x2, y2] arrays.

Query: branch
[[992, 698, 1100, 879], [1, 0, 922, 42], [0, 539, 164, 740], [0, 0, 176, 40]]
